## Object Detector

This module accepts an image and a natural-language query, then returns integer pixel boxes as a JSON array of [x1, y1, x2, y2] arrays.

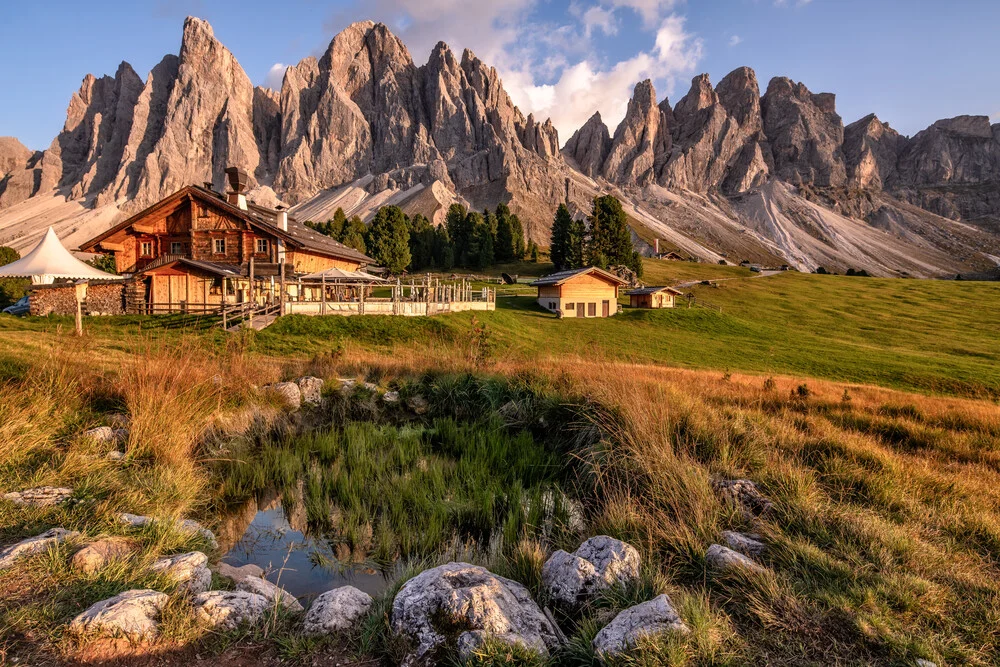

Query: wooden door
[[602, 300, 610, 317]]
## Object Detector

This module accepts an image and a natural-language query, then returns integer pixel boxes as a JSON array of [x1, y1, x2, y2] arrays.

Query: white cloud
[[334, 0, 703, 143], [264, 63, 287, 90], [729, 34, 743, 47]]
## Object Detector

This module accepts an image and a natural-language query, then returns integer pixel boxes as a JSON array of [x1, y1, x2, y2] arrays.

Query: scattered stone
[[213, 561, 264, 584], [192, 590, 271, 630], [302, 586, 373, 635], [106, 450, 126, 461], [69, 589, 168, 640], [71, 537, 137, 574], [383, 390, 400, 403], [721, 531, 765, 557], [705, 544, 766, 574], [915, 660, 937, 667], [83, 426, 128, 446], [391, 562, 561, 665], [712, 478, 774, 517], [267, 382, 302, 410], [592, 594, 689, 658], [406, 395, 429, 415], [295, 376, 324, 406], [337, 378, 356, 392], [542, 536, 641, 606], [151, 551, 213, 595], [237, 575, 303, 612], [0, 528, 79, 570], [120, 514, 218, 550], [3, 486, 73, 507]]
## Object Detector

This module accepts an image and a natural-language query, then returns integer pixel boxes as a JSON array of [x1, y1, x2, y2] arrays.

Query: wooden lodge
[[626, 285, 684, 309], [79, 168, 373, 314], [531, 267, 626, 318]]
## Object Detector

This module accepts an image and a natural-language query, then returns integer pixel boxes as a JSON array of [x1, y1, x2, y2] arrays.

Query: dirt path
[[672, 269, 782, 290]]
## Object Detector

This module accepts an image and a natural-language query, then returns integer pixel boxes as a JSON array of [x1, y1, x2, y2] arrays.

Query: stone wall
[[29, 282, 125, 316]]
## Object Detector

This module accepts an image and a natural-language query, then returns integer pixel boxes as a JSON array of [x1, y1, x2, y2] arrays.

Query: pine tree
[[340, 216, 367, 254], [529, 241, 539, 263], [495, 212, 516, 262], [408, 214, 435, 270], [446, 204, 470, 265], [367, 206, 411, 273], [550, 204, 573, 270], [511, 215, 526, 260], [433, 225, 454, 270], [568, 217, 586, 269], [588, 195, 633, 269]]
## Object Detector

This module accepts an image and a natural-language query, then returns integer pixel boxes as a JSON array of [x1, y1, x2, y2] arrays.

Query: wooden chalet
[[531, 267, 626, 318], [626, 285, 684, 309], [79, 168, 372, 314]]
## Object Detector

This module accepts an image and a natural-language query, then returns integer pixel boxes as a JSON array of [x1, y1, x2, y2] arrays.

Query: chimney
[[276, 209, 288, 232], [654, 238, 660, 255], [224, 166, 249, 211]]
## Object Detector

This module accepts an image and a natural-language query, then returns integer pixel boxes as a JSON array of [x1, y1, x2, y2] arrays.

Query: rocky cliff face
[[2, 16, 1000, 277]]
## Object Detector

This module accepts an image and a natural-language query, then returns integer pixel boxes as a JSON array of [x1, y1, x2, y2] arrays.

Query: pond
[[220, 501, 389, 601]]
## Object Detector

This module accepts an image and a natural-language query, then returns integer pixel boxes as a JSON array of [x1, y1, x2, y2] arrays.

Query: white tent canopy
[[0, 227, 120, 284], [300, 267, 385, 283]]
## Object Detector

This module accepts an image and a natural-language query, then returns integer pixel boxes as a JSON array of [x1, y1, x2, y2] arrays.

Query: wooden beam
[[99, 242, 125, 252]]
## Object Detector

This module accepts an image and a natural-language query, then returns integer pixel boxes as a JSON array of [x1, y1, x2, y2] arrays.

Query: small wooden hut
[[625, 285, 684, 309]]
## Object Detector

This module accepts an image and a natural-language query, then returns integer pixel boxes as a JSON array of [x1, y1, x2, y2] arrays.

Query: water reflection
[[219, 492, 388, 602]]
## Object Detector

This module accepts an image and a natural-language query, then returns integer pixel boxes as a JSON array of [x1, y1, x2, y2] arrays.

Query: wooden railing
[[219, 301, 282, 330]]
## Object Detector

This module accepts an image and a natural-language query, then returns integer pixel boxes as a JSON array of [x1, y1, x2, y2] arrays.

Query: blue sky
[[2, 0, 998, 151]]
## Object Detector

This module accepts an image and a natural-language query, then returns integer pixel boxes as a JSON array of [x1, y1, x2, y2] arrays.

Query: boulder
[[213, 561, 264, 584], [267, 382, 302, 410], [383, 390, 400, 403], [0, 528, 79, 570], [406, 395, 429, 415], [237, 575, 303, 612], [151, 551, 213, 595], [705, 544, 766, 574], [192, 590, 271, 630], [83, 426, 128, 446], [721, 531, 765, 557], [915, 660, 937, 667], [69, 589, 168, 640], [592, 594, 689, 658], [120, 513, 218, 550], [295, 376, 324, 406], [302, 586, 373, 635], [71, 537, 137, 574], [106, 450, 126, 461], [712, 478, 774, 518], [542, 536, 641, 606], [391, 562, 561, 665], [3, 487, 73, 507]]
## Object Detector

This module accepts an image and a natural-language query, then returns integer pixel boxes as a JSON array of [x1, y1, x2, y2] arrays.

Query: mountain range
[[1, 16, 999, 278]]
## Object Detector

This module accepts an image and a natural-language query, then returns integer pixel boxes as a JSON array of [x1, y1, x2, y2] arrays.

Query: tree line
[[549, 195, 643, 277], [305, 203, 538, 274]]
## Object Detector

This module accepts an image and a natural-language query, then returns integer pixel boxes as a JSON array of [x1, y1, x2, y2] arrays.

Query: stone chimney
[[224, 167, 249, 210], [275, 205, 288, 231]]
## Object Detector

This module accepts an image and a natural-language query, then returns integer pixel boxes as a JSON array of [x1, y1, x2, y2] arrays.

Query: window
[[256, 238, 268, 254], [565, 303, 575, 312], [140, 241, 152, 257], [588, 302, 596, 317], [198, 205, 209, 218], [213, 238, 226, 254], [170, 242, 183, 255]]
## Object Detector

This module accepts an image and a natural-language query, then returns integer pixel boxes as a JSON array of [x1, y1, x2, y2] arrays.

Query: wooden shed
[[626, 285, 684, 309], [530, 267, 626, 318]]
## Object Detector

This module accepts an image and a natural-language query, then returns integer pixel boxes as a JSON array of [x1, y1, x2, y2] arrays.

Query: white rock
[[391, 562, 560, 665], [151, 551, 213, 595], [0, 528, 79, 570], [70, 589, 168, 640], [295, 376, 324, 406], [71, 537, 136, 574], [213, 561, 264, 584], [106, 450, 126, 461], [592, 594, 689, 658], [383, 390, 400, 403], [915, 660, 937, 667], [302, 586, 373, 635], [192, 590, 271, 630], [237, 576, 303, 612], [705, 544, 766, 574], [83, 426, 128, 445], [120, 514, 217, 550], [338, 378, 356, 392], [721, 531, 765, 557], [542, 536, 641, 606], [267, 382, 302, 410], [3, 487, 73, 507]]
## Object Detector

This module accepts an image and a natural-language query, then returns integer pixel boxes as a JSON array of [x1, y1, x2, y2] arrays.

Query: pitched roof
[[80, 185, 373, 265], [530, 266, 628, 287], [625, 286, 685, 296], [0, 227, 121, 282], [138, 257, 245, 278]]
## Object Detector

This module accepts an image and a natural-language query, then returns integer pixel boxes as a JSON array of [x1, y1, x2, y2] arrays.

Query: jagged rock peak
[[843, 113, 904, 190], [602, 79, 670, 185], [563, 112, 611, 178], [761, 76, 846, 188]]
